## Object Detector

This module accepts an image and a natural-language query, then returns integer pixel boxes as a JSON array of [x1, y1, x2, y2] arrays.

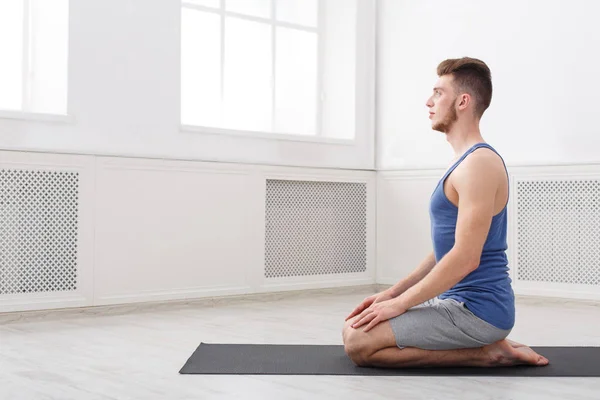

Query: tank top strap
[[476, 143, 510, 200], [475, 143, 508, 171], [439, 142, 510, 199], [440, 142, 491, 182]]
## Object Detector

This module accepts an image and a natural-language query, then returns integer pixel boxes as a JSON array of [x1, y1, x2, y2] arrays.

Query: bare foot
[[483, 339, 549, 367], [505, 339, 527, 348]]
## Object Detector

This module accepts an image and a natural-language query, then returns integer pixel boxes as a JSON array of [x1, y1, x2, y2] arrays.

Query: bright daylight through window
[[181, 0, 357, 139], [0, 0, 69, 116]]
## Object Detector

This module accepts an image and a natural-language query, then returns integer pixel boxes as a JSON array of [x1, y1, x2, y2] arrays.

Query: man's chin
[[431, 124, 447, 133]]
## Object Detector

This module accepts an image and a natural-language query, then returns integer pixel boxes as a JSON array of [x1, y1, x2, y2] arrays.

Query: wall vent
[[0, 169, 80, 295], [265, 179, 367, 278], [516, 179, 600, 285]]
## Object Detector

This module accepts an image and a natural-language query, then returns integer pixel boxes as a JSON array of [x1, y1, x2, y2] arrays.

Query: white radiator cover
[[265, 179, 367, 279], [3, 151, 600, 312], [512, 176, 600, 297], [0, 169, 80, 295], [0, 150, 376, 312]]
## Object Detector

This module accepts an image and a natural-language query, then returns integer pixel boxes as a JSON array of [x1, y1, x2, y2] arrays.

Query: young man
[[342, 57, 549, 368]]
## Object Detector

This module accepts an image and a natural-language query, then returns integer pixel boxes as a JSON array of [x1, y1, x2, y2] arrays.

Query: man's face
[[426, 75, 458, 133]]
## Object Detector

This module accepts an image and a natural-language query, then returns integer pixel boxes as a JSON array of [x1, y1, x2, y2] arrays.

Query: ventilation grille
[[516, 179, 600, 285], [0, 169, 79, 295], [265, 179, 367, 278]]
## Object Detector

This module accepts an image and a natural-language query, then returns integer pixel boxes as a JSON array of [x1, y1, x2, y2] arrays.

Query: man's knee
[[343, 326, 371, 367]]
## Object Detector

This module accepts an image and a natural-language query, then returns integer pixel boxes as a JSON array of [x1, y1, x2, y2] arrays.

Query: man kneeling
[[342, 58, 548, 369]]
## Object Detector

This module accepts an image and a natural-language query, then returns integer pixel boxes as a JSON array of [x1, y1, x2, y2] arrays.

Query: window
[[181, 0, 357, 139], [0, 0, 69, 116]]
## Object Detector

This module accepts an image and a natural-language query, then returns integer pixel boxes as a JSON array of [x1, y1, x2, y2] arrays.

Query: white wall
[[377, 0, 600, 170], [0, 1, 378, 313], [6, 0, 600, 313], [376, 170, 440, 283], [0, 0, 376, 170]]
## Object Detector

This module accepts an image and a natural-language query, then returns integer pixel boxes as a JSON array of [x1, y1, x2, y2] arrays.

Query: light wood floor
[[2, 287, 600, 400]]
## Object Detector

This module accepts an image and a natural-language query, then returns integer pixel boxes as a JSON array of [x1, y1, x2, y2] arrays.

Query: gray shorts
[[389, 297, 511, 350]]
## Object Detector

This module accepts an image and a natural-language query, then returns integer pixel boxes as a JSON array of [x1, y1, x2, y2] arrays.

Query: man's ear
[[458, 93, 471, 111]]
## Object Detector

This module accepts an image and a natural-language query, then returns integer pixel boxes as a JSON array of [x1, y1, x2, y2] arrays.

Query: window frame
[[180, 0, 342, 143], [0, 0, 71, 123]]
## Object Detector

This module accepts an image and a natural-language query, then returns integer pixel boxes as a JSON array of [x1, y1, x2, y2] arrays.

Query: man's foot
[[505, 339, 527, 348], [483, 339, 549, 367]]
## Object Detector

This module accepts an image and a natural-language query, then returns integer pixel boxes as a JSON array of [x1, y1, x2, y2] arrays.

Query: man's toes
[[537, 355, 550, 366], [514, 346, 548, 366]]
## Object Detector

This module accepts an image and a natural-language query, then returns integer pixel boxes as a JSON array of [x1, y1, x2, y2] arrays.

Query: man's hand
[[351, 298, 407, 332], [345, 291, 393, 321]]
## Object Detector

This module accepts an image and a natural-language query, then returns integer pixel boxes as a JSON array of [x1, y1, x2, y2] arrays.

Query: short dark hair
[[437, 57, 492, 118]]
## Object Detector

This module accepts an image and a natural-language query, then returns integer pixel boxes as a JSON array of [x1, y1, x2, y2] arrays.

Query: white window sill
[[180, 124, 355, 146], [0, 110, 74, 124]]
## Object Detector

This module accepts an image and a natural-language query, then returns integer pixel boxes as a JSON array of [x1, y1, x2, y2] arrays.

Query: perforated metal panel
[[0, 169, 79, 295], [516, 179, 600, 285], [265, 179, 367, 278]]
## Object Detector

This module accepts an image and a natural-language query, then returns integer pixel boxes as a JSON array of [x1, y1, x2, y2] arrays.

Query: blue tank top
[[431, 143, 515, 330]]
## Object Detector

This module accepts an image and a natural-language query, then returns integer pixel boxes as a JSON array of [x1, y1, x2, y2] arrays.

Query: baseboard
[[93, 285, 255, 306], [514, 288, 600, 303], [0, 293, 91, 313], [0, 284, 380, 325], [260, 277, 375, 292]]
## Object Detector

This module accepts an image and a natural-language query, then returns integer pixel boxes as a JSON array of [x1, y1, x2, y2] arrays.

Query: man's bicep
[[453, 167, 497, 264]]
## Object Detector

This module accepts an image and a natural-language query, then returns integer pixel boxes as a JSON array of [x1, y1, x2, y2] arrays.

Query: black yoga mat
[[179, 343, 600, 377]]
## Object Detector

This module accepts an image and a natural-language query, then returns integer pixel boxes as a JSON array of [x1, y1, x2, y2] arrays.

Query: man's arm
[[384, 251, 436, 298], [394, 153, 499, 311]]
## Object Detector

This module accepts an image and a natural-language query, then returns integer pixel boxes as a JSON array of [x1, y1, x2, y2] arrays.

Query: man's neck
[[445, 120, 484, 159]]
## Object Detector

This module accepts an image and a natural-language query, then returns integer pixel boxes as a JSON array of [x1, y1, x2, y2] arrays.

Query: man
[[342, 57, 549, 368]]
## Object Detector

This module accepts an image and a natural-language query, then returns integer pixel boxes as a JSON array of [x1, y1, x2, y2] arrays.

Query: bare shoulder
[[452, 148, 505, 191]]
